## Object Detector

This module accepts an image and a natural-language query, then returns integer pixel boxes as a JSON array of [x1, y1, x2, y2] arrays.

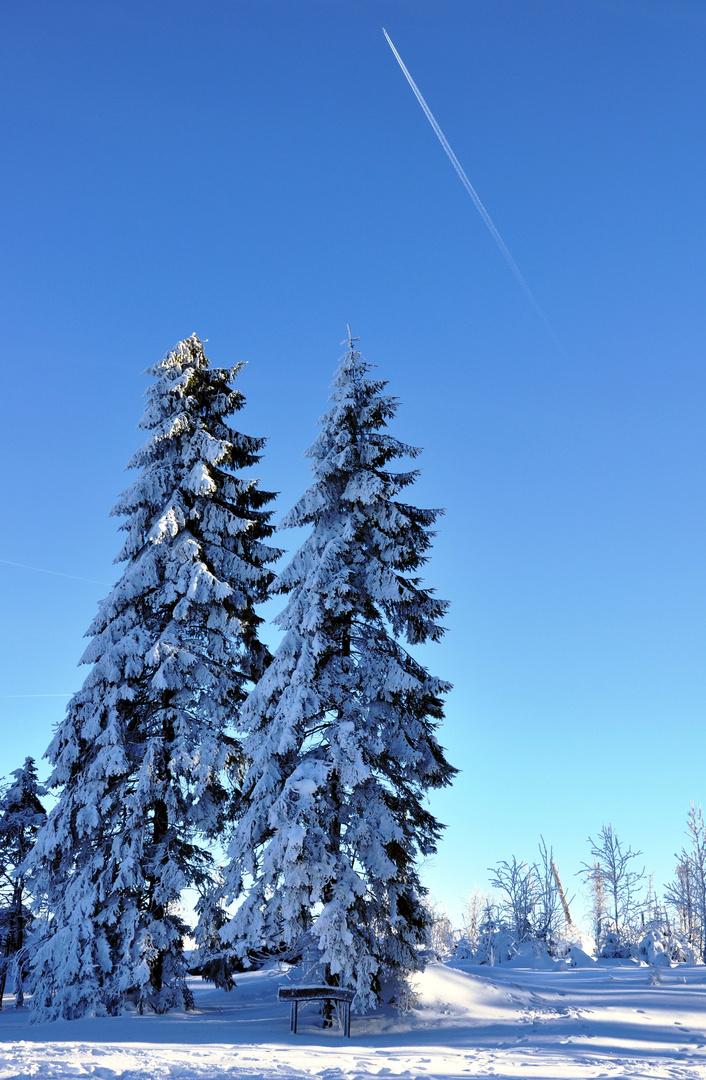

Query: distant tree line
[[432, 816, 706, 967]]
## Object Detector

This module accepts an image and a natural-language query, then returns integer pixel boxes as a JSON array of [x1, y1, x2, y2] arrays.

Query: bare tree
[[426, 901, 456, 959], [534, 838, 567, 942], [666, 857, 698, 943], [461, 887, 496, 944], [580, 824, 644, 945], [583, 860, 608, 954], [489, 857, 535, 942], [665, 804, 706, 960], [489, 838, 564, 945]]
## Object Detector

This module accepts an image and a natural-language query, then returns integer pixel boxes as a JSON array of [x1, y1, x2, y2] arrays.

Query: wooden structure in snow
[[278, 985, 356, 1037]]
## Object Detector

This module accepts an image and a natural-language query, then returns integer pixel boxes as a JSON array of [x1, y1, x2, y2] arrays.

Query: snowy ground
[[2, 957, 706, 1079]]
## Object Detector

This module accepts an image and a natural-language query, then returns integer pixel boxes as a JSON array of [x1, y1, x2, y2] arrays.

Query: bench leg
[[287, 996, 350, 1037]]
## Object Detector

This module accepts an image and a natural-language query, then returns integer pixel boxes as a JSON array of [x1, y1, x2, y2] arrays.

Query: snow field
[[3, 960, 706, 1079]]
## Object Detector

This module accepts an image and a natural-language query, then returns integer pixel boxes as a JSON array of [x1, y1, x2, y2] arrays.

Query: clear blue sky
[[2, 0, 706, 927]]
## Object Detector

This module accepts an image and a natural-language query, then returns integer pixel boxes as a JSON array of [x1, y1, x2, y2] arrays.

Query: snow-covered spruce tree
[[220, 333, 456, 1012], [27, 335, 279, 1020], [0, 758, 47, 1008]]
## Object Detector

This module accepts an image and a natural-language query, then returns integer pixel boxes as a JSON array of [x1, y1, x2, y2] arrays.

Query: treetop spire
[[343, 324, 361, 351]]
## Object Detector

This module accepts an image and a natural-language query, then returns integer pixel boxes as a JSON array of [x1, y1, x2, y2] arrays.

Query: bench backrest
[[278, 985, 355, 1003]]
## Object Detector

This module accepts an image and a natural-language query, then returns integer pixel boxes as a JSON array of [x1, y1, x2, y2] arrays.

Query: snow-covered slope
[[2, 959, 706, 1078]]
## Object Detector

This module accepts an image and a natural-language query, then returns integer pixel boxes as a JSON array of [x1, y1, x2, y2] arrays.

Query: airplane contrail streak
[[0, 557, 110, 587], [383, 29, 559, 344], [0, 693, 73, 698]]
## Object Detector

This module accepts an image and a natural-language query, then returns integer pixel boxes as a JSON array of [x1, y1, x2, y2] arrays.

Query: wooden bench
[[278, 985, 356, 1037]]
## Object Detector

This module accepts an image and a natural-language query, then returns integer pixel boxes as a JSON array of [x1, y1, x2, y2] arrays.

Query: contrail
[[383, 28, 559, 345], [0, 693, 72, 698], [0, 557, 110, 587]]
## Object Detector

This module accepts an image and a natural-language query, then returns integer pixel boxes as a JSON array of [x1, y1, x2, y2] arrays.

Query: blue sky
[[2, 0, 706, 926]]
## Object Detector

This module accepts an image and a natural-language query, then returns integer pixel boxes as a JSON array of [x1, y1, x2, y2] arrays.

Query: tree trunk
[[12, 882, 24, 1007], [0, 881, 25, 1009], [321, 763, 343, 1027], [149, 797, 169, 992], [613, 883, 619, 941]]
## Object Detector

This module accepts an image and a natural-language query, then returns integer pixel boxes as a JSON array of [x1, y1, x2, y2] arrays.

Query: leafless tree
[[426, 901, 455, 958], [665, 804, 706, 960], [580, 824, 644, 944], [461, 887, 496, 943], [583, 859, 608, 954], [489, 838, 564, 944]]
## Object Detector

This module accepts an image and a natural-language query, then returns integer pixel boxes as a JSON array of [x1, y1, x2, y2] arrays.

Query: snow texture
[[3, 959, 706, 1078]]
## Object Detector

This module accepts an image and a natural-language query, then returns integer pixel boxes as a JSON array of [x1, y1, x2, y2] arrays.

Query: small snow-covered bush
[[451, 926, 516, 965], [635, 931, 672, 967], [566, 945, 596, 967], [473, 928, 517, 966], [598, 932, 633, 959], [635, 929, 702, 966], [548, 924, 588, 961], [678, 942, 703, 965], [453, 936, 475, 961]]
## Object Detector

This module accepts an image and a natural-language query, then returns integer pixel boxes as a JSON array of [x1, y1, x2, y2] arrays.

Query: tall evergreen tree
[[0, 758, 46, 1008], [27, 335, 279, 1020], [220, 333, 456, 1012]]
